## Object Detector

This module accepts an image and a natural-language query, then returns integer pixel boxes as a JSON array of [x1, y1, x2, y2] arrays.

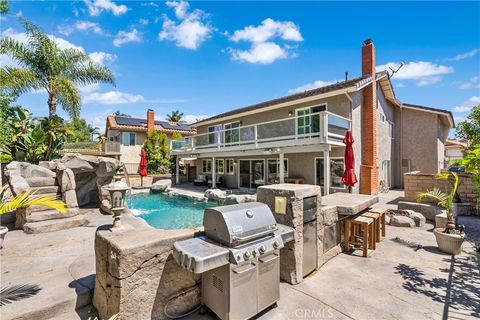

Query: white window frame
[[122, 132, 136, 146], [215, 159, 225, 174], [202, 159, 212, 174], [295, 104, 327, 136], [224, 122, 240, 144], [225, 159, 235, 175], [208, 125, 223, 145], [388, 121, 394, 139], [313, 157, 346, 190]]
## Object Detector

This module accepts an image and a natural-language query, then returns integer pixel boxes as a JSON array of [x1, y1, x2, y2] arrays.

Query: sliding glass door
[[239, 160, 265, 189]]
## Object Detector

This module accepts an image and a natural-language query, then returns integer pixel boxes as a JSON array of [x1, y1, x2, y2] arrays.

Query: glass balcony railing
[[171, 111, 351, 153]]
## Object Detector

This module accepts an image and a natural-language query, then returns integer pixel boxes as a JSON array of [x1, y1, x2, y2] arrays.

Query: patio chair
[[194, 174, 207, 186], [208, 176, 223, 188]]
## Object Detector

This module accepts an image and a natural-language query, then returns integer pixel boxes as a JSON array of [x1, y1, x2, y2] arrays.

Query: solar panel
[[115, 116, 193, 131]]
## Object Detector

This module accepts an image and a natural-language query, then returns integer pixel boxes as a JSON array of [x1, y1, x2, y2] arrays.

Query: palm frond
[[56, 76, 81, 119], [0, 188, 67, 215], [69, 61, 115, 87], [0, 284, 41, 306], [0, 37, 35, 69], [416, 187, 449, 207], [0, 67, 44, 96]]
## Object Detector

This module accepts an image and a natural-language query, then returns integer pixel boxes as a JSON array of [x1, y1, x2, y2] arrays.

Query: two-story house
[[171, 39, 454, 195], [104, 109, 196, 173]]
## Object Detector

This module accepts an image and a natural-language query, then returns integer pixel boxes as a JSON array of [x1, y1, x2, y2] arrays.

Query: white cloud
[[458, 76, 480, 89], [230, 18, 303, 43], [182, 114, 209, 124], [139, 18, 149, 26], [58, 24, 74, 36], [227, 18, 303, 64], [377, 61, 454, 86], [288, 79, 338, 94], [448, 49, 479, 61], [452, 96, 480, 113], [83, 91, 145, 105], [396, 83, 405, 88], [158, 0, 213, 50], [84, 0, 128, 17], [141, 2, 159, 7], [75, 21, 104, 34], [88, 51, 117, 65], [113, 29, 142, 47]]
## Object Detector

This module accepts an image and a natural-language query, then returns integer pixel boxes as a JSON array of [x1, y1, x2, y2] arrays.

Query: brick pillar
[[360, 39, 379, 195], [147, 109, 154, 131]]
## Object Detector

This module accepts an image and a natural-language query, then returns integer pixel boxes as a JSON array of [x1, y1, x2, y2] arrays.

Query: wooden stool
[[366, 209, 387, 239], [362, 212, 382, 243], [344, 216, 375, 257]]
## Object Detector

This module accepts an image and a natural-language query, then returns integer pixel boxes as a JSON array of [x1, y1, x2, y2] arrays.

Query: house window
[[388, 122, 394, 139], [224, 122, 240, 144], [202, 159, 212, 173], [226, 159, 234, 174], [208, 125, 223, 145], [296, 104, 326, 135], [267, 159, 288, 184], [216, 159, 224, 174], [122, 132, 136, 146], [380, 113, 386, 123]]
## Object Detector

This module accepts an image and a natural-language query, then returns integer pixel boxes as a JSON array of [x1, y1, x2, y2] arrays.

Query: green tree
[[67, 118, 100, 142], [166, 110, 184, 122], [143, 130, 171, 174], [0, 17, 115, 119], [113, 110, 131, 117], [455, 105, 480, 149], [0, 0, 9, 15]]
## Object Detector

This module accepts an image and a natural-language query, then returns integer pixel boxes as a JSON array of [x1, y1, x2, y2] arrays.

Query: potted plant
[[416, 172, 465, 255], [0, 186, 67, 248]]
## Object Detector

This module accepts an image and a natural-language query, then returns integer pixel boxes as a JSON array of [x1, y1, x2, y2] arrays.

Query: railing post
[[190, 137, 194, 150], [322, 113, 329, 143], [217, 131, 221, 149], [254, 125, 258, 148]]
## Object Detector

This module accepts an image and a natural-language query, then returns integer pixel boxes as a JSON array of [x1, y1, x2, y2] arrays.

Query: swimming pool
[[126, 192, 218, 229]]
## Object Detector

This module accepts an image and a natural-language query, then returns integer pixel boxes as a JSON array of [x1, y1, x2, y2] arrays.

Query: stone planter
[[0, 226, 8, 249], [433, 228, 464, 255]]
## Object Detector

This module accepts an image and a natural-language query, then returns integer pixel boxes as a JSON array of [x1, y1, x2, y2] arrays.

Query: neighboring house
[[444, 139, 468, 167], [171, 39, 454, 195], [104, 109, 196, 173]]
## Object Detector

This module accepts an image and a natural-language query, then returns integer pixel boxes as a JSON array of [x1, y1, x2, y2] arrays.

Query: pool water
[[126, 192, 218, 229]]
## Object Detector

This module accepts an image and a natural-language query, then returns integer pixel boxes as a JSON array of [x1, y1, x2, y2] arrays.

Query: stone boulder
[[390, 215, 415, 227], [5, 162, 56, 195], [405, 210, 426, 227], [151, 180, 172, 193], [204, 189, 227, 201]]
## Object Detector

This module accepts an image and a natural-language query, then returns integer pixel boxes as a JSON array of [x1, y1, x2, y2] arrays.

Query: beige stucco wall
[[194, 94, 351, 135], [401, 109, 440, 174], [376, 83, 395, 188]]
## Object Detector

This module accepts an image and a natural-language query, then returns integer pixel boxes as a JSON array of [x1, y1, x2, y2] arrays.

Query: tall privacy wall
[[404, 172, 478, 208]]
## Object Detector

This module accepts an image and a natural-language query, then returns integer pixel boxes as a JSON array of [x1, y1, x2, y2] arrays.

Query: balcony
[[171, 111, 351, 155]]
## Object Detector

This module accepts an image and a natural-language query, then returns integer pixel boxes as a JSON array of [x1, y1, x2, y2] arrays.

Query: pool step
[[23, 215, 87, 234]]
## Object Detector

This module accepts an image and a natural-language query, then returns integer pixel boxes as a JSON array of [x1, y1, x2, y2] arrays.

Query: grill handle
[[232, 226, 278, 242], [232, 263, 256, 274]]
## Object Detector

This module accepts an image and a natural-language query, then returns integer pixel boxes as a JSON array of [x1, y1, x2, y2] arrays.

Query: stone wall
[[128, 174, 172, 188], [93, 219, 202, 320], [404, 171, 478, 208]]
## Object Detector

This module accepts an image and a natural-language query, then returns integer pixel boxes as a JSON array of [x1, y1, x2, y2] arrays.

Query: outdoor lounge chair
[[194, 174, 207, 186]]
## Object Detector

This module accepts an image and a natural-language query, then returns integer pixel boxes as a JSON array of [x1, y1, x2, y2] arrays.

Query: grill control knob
[[252, 249, 258, 257], [258, 245, 266, 254], [272, 240, 280, 249], [243, 251, 251, 260]]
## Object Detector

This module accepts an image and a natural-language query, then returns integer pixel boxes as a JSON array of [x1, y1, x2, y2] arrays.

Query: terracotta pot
[[0, 226, 8, 249], [433, 228, 464, 255]]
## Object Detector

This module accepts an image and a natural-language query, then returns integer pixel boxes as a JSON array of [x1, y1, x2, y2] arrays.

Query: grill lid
[[203, 202, 277, 247]]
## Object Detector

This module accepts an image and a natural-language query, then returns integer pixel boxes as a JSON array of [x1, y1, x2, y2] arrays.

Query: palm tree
[[166, 110, 184, 122], [0, 18, 115, 119]]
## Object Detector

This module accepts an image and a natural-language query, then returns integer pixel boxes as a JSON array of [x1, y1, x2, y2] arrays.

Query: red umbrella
[[341, 131, 358, 192], [138, 148, 147, 187]]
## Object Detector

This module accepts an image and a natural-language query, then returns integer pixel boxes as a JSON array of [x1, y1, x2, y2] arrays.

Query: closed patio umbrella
[[139, 148, 147, 187], [341, 131, 358, 193]]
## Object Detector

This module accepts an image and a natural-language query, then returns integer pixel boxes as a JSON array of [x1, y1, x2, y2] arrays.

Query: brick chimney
[[147, 109, 154, 131], [359, 39, 379, 195]]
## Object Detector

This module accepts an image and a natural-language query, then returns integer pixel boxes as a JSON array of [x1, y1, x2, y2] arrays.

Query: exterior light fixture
[[105, 180, 130, 228], [288, 111, 293, 117]]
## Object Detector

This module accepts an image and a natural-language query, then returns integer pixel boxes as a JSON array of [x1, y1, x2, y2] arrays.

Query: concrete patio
[[0, 191, 479, 320]]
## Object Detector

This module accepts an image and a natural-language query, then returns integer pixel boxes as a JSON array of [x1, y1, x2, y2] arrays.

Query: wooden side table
[[344, 215, 375, 257]]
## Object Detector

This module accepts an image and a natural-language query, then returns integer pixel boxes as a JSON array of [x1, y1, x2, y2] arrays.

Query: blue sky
[[1, 0, 479, 131]]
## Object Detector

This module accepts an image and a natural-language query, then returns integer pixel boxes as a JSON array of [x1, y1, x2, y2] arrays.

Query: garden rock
[[224, 194, 249, 205], [406, 210, 426, 227], [205, 189, 227, 201], [151, 180, 172, 193], [390, 215, 415, 227]]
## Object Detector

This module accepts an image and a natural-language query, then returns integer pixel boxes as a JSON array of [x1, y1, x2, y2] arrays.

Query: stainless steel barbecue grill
[[173, 202, 294, 320]]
